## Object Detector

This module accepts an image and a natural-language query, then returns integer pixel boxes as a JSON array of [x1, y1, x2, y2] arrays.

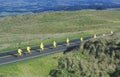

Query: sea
[[0, 0, 120, 17]]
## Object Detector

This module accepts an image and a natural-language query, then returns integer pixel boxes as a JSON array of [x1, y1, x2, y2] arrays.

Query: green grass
[[0, 10, 120, 77], [0, 31, 91, 52], [0, 10, 120, 52], [0, 10, 120, 34], [0, 52, 63, 77]]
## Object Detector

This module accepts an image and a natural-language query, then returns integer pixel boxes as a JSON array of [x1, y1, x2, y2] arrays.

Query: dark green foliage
[[50, 33, 120, 77], [83, 34, 120, 59]]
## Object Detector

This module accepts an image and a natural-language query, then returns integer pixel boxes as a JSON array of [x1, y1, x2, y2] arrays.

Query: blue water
[[0, 0, 120, 16]]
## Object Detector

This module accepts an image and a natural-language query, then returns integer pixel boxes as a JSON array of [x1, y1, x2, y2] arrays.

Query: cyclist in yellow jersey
[[103, 34, 105, 36], [66, 38, 70, 46], [111, 31, 113, 35], [18, 48, 23, 56], [53, 41, 56, 48], [27, 46, 31, 54], [94, 34, 97, 39], [40, 43, 44, 51], [80, 37, 83, 42]]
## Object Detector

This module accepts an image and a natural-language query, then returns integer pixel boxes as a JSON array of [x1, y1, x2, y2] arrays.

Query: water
[[0, 0, 120, 16]]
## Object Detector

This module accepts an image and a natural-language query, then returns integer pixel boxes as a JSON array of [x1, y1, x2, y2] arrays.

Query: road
[[0, 31, 118, 65]]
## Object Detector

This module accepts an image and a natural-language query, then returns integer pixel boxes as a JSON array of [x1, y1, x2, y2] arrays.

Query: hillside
[[0, 10, 120, 52], [0, 10, 120, 34], [0, 10, 120, 77], [50, 33, 120, 77]]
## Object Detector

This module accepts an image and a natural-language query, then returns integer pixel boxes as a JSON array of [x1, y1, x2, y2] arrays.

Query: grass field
[[0, 10, 120, 34], [0, 10, 120, 77], [0, 52, 63, 77], [0, 10, 120, 52]]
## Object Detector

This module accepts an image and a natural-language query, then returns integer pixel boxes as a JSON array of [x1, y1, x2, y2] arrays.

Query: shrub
[[50, 33, 120, 77]]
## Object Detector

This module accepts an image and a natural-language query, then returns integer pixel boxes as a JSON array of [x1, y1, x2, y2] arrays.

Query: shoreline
[[0, 7, 120, 18]]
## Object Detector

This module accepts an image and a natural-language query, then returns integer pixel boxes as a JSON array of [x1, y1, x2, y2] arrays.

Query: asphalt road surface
[[0, 31, 118, 65]]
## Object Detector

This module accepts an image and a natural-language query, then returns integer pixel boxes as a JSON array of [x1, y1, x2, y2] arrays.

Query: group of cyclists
[[17, 37, 83, 57], [17, 31, 114, 57], [17, 40, 58, 57], [17, 46, 31, 56]]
